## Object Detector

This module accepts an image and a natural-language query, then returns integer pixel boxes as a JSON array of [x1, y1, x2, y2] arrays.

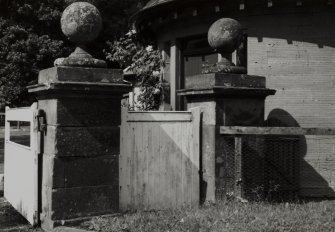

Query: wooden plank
[[176, 122, 184, 207], [142, 123, 149, 210], [141, 122, 148, 210], [234, 136, 242, 199], [6, 106, 34, 122], [191, 107, 201, 206], [160, 123, 170, 208], [127, 112, 192, 122], [129, 122, 136, 210], [31, 103, 39, 225], [146, 123, 155, 208], [119, 108, 129, 211], [220, 126, 335, 136], [134, 122, 143, 209], [180, 122, 188, 206], [169, 122, 178, 208], [184, 122, 193, 206], [152, 122, 161, 209]]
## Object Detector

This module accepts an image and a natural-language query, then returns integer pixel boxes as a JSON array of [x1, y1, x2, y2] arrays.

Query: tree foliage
[[105, 31, 164, 111], [0, 0, 147, 107]]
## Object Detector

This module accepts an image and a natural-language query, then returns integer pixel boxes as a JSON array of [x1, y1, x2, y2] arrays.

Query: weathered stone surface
[[187, 101, 216, 125], [200, 124, 217, 202], [38, 67, 123, 84], [38, 98, 121, 127], [50, 185, 118, 220], [185, 73, 266, 89], [53, 226, 90, 232], [208, 18, 243, 54], [42, 154, 65, 189], [42, 155, 118, 193], [44, 126, 120, 157], [42, 155, 118, 188], [216, 98, 265, 126], [54, 57, 107, 68], [61, 2, 102, 44], [182, 71, 273, 202]]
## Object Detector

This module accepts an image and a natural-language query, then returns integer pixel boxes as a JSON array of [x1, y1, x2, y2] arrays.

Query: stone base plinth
[[28, 67, 131, 231], [178, 73, 275, 203]]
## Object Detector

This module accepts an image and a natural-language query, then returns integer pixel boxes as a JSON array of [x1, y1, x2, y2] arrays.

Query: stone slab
[[42, 155, 118, 189], [216, 98, 265, 126], [28, 82, 132, 97], [185, 73, 266, 89], [38, 98, 121, 127], [38, 67, 123, 84], [53, 227, 90, 232], [44, 126, 120, 157], [50, 185, 118, 220], [53, 226, 90, 232], [178, 86, 276, 97]]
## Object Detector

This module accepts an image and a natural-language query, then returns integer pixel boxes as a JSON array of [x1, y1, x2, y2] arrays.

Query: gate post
[[28, 2, 131, 230], [177, 18, 276, 203]]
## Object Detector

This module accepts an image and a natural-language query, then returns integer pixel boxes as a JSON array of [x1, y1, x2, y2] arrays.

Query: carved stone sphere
[[208, 18, 243, 54], [61, 2, 102, 44]]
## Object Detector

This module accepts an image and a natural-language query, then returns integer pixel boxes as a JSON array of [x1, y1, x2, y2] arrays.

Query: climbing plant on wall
[[0, 0, 148, 107], [105, 30, 164, 111]]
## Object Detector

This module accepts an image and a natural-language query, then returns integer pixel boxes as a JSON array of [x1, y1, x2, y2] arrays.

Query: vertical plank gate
[[4, 103, 39, 225], [120, 108, 201, 210]]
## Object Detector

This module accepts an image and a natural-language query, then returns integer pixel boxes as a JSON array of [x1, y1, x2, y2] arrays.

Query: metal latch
[[37, 109, 46, 133]]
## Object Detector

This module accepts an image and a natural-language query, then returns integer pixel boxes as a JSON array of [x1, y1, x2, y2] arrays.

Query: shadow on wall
[[243, 11, 335, 49], [119, 108, 201, 211], [265, 108, 335, 199]]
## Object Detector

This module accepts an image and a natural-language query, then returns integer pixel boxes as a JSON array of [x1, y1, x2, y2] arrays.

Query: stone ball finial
[[54, 2, 107, 68], [208, 18, 243, 54], [61, 2, 102, 44], [204, 18, 246, 74]]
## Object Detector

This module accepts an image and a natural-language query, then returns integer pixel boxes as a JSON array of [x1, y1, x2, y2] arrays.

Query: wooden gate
[[120, 108, 201, 210], [4, 103, 39, 225]]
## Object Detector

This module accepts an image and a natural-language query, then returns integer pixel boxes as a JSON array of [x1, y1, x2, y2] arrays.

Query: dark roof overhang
[[133, 0, 335, 31]]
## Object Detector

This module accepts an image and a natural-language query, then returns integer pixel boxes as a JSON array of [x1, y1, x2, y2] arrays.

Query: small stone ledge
[[52, 226, 90, 232], [38, 67, 123, 83], [177, 86, 276, 97], [28, 82, 132, 97]]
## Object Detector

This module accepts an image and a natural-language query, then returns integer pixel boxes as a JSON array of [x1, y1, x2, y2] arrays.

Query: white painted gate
[[4, 103, 39, 225]]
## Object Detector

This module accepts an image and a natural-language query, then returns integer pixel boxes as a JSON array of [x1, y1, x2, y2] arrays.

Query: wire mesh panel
[[220, 127, 335, 202]]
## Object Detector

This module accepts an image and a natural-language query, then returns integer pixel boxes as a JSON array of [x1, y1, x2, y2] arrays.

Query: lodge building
[[133, 0, 335, 198]]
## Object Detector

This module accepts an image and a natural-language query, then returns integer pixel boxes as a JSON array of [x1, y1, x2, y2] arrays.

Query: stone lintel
[[185, 73, 266, 89], [38, 67, 123, 84], [178, 86, 276, 97], [28, 82, 132, 98]]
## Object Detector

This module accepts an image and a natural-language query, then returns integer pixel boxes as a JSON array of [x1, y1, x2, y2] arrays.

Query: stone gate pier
[[28, 2, 131, 230]]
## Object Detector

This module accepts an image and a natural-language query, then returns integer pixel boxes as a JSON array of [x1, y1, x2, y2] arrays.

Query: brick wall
[[244, 11, 335, 197]]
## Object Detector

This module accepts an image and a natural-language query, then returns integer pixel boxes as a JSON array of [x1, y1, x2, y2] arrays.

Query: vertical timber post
[[234, 135, 242, 199]]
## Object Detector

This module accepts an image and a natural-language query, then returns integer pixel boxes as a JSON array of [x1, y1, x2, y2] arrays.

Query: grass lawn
[[80, 200, 335, 232]]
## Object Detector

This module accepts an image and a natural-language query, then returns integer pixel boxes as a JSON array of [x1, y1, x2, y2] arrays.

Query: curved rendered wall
[[154, 9, 335, 197]]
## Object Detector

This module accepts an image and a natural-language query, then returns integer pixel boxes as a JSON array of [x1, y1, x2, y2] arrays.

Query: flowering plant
[[105, 30, 164, 110]]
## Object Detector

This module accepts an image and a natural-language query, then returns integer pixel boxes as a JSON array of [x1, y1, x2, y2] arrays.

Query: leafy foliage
[[105, 31, 164, 111], [0, 0, 148, 107]]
